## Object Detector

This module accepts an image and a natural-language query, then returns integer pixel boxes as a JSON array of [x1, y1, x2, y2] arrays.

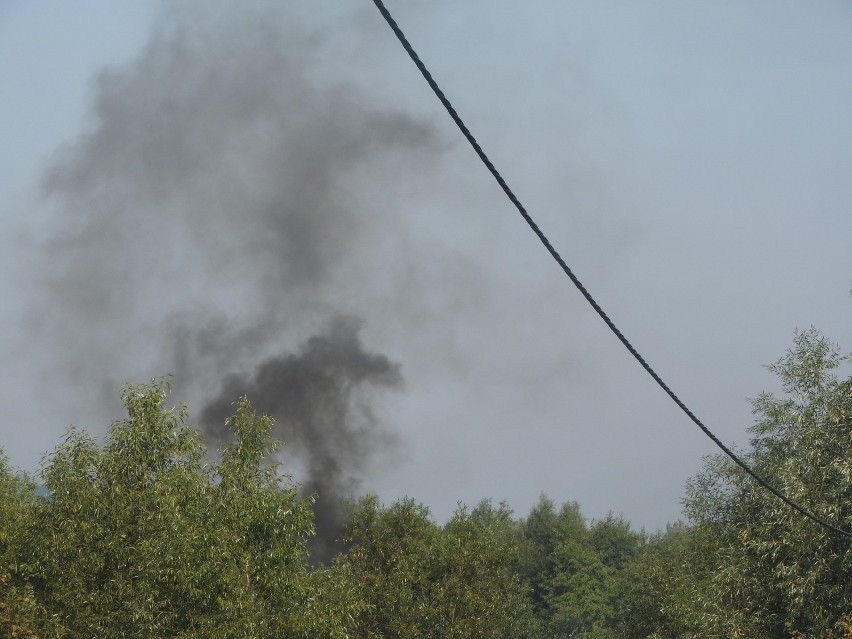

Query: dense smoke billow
[[34, 2, 443, 559], [200, 315, 403, 562]]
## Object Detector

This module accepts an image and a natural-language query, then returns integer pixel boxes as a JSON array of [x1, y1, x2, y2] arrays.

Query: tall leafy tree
[[682, 329, 852, 637], [5, 379, 360, 639], [515, 494, 561, 618], [438, 501, 538, 638], [588, 514, 642, 573], [617, 522, 710, 639], [537, 503, 625, 638], [0, 452, 50, 639], [587, 514, 644, 636], [343, 496, 535, 638], [515, 498, 643, 638]]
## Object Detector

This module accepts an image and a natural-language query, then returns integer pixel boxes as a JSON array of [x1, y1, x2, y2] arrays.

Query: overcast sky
[[1, 0, 850, 531]]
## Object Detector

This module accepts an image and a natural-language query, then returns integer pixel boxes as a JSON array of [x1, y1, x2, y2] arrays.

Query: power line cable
[[371, 0, 852, 538]]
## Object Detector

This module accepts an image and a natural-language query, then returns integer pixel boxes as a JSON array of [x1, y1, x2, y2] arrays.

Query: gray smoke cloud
[[32, 2, 447, 559]]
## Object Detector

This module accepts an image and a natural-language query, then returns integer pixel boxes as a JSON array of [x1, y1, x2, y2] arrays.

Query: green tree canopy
[[679, 329, 852, 637], [343, 496, 535, 639], [3, 379, 360, 639], [4, 328, 848, 638]]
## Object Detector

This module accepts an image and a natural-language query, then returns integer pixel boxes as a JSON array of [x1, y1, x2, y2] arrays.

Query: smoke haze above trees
[[3, 0, 851, 531], [30, 1, 465, 525], [3, 328, 849, 636]]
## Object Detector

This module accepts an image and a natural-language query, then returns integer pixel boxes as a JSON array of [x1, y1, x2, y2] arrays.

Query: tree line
[[1, 328, 850, 637]]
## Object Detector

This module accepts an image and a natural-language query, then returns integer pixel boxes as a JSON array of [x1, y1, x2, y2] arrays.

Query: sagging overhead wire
[[370, 0, 852, 539]]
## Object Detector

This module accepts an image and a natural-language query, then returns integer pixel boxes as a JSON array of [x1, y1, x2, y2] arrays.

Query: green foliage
[[0, 452, 52, 639], [617, 522, 711, 639], [678, 329, 852, 637], [2, 379, 360, 639], [514, 494, 560, 616], [343, 496, 439, 638], [438, 501, 538, 638], [588, 514, 642, 572], [343, 496, 535, 638], [513, 496, 645, 638], [544, 532, 613, 637], [3, 328, 847, 638]]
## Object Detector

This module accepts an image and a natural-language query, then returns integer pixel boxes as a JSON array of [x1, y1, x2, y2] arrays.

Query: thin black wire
[[371, 0, 852, 538]]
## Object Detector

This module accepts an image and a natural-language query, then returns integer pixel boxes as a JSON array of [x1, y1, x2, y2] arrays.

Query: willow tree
[[3, 379, 360, 639], [682, 329, 852, 637], [342, 496, 536, 639]]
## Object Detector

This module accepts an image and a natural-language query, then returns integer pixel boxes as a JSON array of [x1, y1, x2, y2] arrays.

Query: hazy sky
[[1, 0, 850, 532]]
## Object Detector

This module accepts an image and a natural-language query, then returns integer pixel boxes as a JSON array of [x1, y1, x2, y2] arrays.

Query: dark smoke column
[[199, 315, 403, 563]]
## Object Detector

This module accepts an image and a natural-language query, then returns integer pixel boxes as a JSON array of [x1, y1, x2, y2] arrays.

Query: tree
[[588, 514, 642, 573], [4, 379, 360, 638], [0, 452, 51, 639], [617, 522, 710, 639], [343, 496, 440, 638], [512, 497, 644, 638], [515, 494, 561, 618], [537, 503, 626, 638], [681, 329, 852, 637], [587, 514, 644, 636], [437, 501, 537, 638], [343, 496, 535, 638]]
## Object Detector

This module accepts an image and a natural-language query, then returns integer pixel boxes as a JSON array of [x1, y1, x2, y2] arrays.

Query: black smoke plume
[[200, 315, 403, 562], [32, 1, 444, 561]]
